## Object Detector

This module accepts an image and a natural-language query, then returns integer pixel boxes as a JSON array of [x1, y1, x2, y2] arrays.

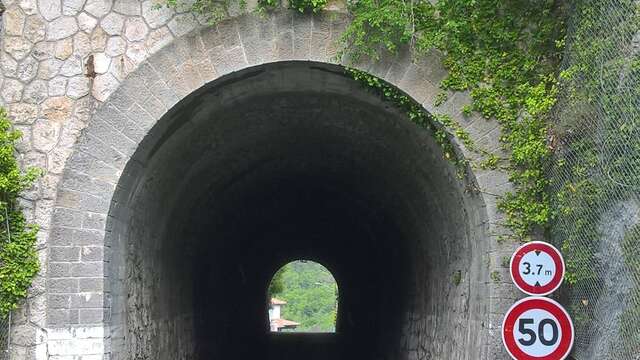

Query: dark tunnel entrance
[[106, 62, 491, 360]]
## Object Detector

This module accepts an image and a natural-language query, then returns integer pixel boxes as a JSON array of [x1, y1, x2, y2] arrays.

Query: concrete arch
[[45, 10, 515, 360]]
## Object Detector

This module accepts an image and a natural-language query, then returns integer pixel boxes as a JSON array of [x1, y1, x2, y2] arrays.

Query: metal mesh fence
[[548, 0, 640, 359], [0, 313, 9, 360]]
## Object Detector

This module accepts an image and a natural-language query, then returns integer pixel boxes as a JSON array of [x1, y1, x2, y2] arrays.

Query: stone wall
[[0, 1, 521, 358]]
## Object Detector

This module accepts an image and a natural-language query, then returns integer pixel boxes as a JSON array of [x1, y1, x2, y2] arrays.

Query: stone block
[[4, 6, 26, 36], [81, 246, 104, 261], [70, 293, 104, 308], [38, 0, 62, 21], [82, 212, 106, 230], [92, 73, 120, 102], [142, 0, 174, 29], [47, 17, 78, 40], [61, 0, 84, 16], [113, 0, 141, 15], [47, 76, 68, 97], [199, 26, 223, 50], [16, 57, 38, 83], [217, 19, 241, 49], [24, 15, 47, 43], [66, 75, 91, 98], [48, 294, 71, 309], [79, 278, 104, 292], [145, 26, 174, 54], [1, 78, 24, 103], [106, 36, 127, 56], [85, 0, 112, 17], [292, 12, 311, 58], [167, 12, 197, 37], [84, 117, 136, 156], [78, 308, 106, 324], [50, 246, 81, 261], [78, 12, 98, 32], [23, 79, 48, 103], [101, 12, 125, 35], [140, 92, 167, 120], [48, 278, 79, 294], [208, 45, 246, 76], [48, 262, 72, 277], [47, 332, 104, 355]]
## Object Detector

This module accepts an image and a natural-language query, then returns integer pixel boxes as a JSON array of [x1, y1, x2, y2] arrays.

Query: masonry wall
[[102, 62, 491, 359], [0, 1, 521, 359]]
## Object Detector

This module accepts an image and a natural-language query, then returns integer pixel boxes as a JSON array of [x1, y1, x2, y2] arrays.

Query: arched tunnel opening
[[106, 62, 490, 360]]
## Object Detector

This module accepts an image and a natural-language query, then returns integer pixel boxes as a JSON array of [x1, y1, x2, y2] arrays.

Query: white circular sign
[[510, 241, 565, 296], [502, 297, 574, 360], [513, 309, 562, 357], [519, 250, 556, 288]]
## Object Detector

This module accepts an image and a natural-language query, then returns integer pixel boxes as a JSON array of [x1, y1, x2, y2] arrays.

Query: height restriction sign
[[502, 297, 574, 360], [510, 241, 565, 296]]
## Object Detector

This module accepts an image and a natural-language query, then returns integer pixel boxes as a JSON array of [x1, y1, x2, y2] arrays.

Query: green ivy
[[289, 0, 327, 13], [159, 0, 565, 242], [161, 0, 241, 23], [256, 0, 279, 13], [342, 0, 566, 240], [165, 0, 325, 19], [548, 0, 640, 350], [0, 108, 40, 319], [550, 0, 639, 285], [347, 68, 473, 176]]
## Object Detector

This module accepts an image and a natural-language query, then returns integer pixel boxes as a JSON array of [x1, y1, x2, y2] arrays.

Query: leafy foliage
[[548, 0, 640, 354], [269, 261, 338, 332], [0, 108, 40, 319], [289, 0, 327, 13], [162, 0, 242, 24], [551, 0, 639, 285], [347, 68, 473, 176], [343, 0, 566, 240], [267, 266, 285, 297]]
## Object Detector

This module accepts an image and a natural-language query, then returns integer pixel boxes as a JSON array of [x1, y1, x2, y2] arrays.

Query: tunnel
[[105, 61, 490, 360]]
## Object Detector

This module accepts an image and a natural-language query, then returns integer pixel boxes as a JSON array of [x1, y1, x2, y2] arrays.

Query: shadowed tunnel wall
[[105, 62, 490, 360]]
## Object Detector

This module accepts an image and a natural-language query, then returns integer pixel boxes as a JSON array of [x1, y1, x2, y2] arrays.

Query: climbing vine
[[288, 0, 327, 13], [548, 0, 640, 353], [0, 108, 40, 319], [163, 0, 325, 19], [342, 0, 566, 240], [347, 68, 472, 176], [160, 0, 566, 242]]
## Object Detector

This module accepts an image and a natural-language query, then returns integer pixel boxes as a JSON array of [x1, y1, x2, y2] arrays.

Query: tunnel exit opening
[[267, 260, 339, 333], [104, 61, 490, 360]]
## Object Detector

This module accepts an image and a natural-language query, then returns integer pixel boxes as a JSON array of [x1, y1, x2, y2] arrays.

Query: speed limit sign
[[502, 297, 574, 360]]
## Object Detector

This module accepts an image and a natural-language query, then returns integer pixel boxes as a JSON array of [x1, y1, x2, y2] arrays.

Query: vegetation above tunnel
[[340, 0, 566, 241], [166, 0, 567, 242]]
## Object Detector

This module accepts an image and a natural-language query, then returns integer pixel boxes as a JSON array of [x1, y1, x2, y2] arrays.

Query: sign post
[[510, 241, 565, 296], [502, 297, 574, 360]]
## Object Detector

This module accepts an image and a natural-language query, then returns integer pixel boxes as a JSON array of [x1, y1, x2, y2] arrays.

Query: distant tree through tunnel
[[268, 260, 338, 333]]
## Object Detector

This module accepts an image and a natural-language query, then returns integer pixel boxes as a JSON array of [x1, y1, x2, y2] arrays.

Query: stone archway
[[40, 10, 515, 360]]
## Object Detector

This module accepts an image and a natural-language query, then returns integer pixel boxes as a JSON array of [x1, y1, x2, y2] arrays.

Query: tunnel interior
[[106, 62, 490, 360]]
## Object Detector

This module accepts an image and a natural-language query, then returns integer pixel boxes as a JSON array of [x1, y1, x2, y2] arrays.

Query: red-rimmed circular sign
[[502, 297, 574, 360], [510, 241, 565, 296]]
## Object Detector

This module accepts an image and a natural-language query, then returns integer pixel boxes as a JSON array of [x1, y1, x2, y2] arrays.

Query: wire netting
[[0, 313, 9, 360], [548, 0, 640, 359]]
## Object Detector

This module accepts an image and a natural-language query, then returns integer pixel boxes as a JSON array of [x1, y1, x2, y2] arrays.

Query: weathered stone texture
[[0, 4, 518, 359], [47, 16, 79, 40]]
